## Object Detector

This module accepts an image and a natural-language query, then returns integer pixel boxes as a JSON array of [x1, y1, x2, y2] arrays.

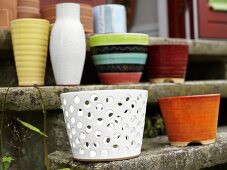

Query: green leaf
[[1, 156, 14, 170], [17, 119, 48, 137], [58, 168, 71, 170]]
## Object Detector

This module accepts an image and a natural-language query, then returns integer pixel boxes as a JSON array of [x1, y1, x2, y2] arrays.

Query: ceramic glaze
[[60, 89, 148, 161], [147, 45, 189, 83], [41, 3, 94, 33], [90, 33, 149, 85], [159, 94, 220, 147], [17, 0, 40, 18], [11, 19, 50, 86], [93, 4, 126, 33], [50, 3, 86, 85]]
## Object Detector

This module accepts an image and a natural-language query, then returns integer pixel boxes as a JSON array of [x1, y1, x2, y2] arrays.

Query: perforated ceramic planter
[[60, 89, 148, 161]]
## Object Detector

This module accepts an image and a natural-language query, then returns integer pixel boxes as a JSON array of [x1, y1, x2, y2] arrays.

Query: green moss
[[143, 115, 165, 138]]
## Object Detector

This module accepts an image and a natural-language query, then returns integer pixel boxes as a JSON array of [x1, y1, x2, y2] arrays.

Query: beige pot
[[11, 18, 50, 86]]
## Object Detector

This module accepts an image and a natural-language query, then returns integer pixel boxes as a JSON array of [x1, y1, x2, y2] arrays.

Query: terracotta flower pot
[[11, 19, 50, 86], [147, 45, 189, 83], [159, 94, 220, 147], [90, 33, 149, 85], [41, 3, 93, 33], [0, 0, 17, 29], [17, 0, 41, 18]]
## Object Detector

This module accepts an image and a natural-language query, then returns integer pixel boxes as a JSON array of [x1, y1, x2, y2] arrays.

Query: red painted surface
[[198, 0, 227, 39], [98, 72, 142, 85], [159, 94, 220, 144], [147, 45, 189, 79]]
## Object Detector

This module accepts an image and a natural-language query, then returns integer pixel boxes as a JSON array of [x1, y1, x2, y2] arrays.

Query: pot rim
[[149, 44, 189, 47], [60, 89, 148, 97], [89, 33, 149, 47], [11, 18, 49, 24], [158, 93, 220, 101]]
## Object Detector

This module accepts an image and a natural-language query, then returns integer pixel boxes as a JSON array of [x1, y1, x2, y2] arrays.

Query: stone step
[[0, 80, 227, 111], [1, 29, 227, 60], [48, 126, 227, 170]]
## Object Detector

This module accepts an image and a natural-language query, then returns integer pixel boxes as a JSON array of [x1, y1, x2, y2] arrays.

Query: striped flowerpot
[[147, 45, 189, 83], [17, 0, 41, 18], [90, 33, 149, 85], [11, 19, 50, 86]]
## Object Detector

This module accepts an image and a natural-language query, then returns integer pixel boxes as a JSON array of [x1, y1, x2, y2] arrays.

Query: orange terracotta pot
[[41, 3, 93, 33], [17, 0, 41, 18], [159, 94, 220, 147], [0, 0, 17, 29]]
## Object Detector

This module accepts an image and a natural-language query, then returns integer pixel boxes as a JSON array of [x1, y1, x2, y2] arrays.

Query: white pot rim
[[60, 89, 148, 97]]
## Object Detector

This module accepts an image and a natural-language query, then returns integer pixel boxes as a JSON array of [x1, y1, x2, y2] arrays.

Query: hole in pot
[[124, 109, 131, 114], [85, 125, 92, 134], [93, 142, 100, 148], [64, 110, 69, 117], [131, 140, 135, 146], [71, 117, 76, 124], [112, 144, 119, 151], [74, 96, 80, 104], [95, 130, 102, 138], [79, 148, 84, 155], [106, 96, 114, 104], [71, 128, 76, 135], [77, 109, 83, 117], [117, 102, 124, 110], [69, 105, 75, 112], [107, 123, 114, 131], [87, 112, 94, 120], [97, 118, 103, 126], [125, 135, 129, 141], [96, 103, 103, 111], [125, 94, 131, 101], [89, 150, 96, 157], [79, 132, 86, 140], [123, 123, 129, 130], [84, 100, 91, 108], [106, 110, 114, 117], [77, 122, 83, 129], [75, 137, 80, 144], [104, 137, 111, 144], [114, 133, 121, 140], [84, 142, 90, 149], [91, 94, 98, 102]]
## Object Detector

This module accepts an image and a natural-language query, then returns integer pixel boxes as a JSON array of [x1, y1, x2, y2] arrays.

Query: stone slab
[[1, 80, 227, 111], [48, 127, 227, 170]]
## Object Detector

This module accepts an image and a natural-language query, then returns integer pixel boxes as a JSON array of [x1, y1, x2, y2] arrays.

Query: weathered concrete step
[[1, 80, 227, 111], [48, 126, 227, 170], [1, 29, 227, 59]]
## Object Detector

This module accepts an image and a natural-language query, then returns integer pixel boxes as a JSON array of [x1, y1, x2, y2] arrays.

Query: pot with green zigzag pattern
[[90, 33, 149, 85]]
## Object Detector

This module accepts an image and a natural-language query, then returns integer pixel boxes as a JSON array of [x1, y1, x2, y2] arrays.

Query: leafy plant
[[17, 119, 47, 137], [1, 156, 14, 170]]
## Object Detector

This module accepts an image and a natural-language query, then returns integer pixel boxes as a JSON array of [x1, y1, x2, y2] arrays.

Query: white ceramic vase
[[60, 89, 148, 161], [50, 3, 86, 85]]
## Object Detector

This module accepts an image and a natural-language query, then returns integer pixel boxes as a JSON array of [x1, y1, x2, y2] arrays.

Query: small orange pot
[[159, 94, 220, 147]]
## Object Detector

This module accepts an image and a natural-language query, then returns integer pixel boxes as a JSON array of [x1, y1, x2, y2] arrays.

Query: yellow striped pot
[[11, 18, 50, 86]]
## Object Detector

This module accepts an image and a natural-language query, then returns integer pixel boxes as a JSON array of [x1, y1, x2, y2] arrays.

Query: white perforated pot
[[60, 89, 148, 161]]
